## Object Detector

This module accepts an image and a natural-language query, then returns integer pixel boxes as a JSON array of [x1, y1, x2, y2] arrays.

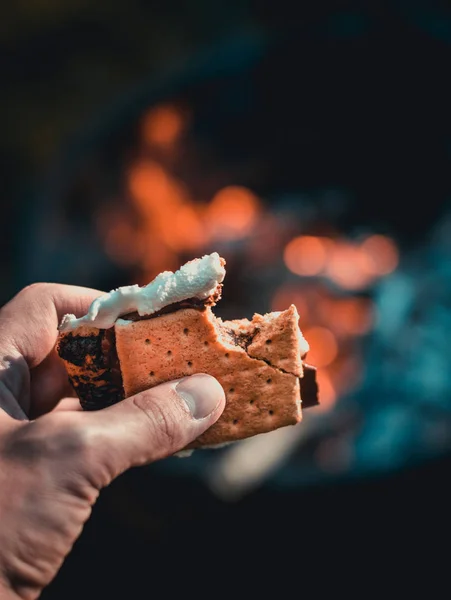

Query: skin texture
[[0, 283, 225, 600]]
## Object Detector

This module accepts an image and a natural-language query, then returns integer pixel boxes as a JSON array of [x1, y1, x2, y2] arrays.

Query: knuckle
[[4, 283, 53, 318], [0, 283, 56, 344], [20, 282, 52, 299]]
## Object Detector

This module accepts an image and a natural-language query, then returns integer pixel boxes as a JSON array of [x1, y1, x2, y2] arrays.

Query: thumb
[[79, 373, 225, 485]]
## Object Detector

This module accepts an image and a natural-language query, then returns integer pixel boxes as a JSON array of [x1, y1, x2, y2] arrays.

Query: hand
[[0, 283, 225, 600]]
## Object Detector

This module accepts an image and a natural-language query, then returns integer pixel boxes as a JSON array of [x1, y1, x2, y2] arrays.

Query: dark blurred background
[[2, 1, 451, 594]]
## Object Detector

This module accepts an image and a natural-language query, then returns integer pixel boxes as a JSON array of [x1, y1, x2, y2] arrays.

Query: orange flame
[[128, 160, 190, 214], [126, 161, 265, 275], [206, 186, 261, 240], [141, 104, 187, 149], [125, 159, 210, 277], [169, 204, 208, 252], [104, 221, 145, 267], [103, 102, 390, 421]]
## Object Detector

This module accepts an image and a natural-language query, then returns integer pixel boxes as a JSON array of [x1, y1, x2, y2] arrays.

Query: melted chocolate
[[226, 328, 258, 350], [300, 364, 319, 408]]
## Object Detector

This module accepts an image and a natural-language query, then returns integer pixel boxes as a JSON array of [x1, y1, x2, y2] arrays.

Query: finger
[[29, 349, 77, 418], [0, 283, 103, 369], [0, 356, 30, 420], [77, 374, 225, 486], [0, 380, 28, 421], [0, 283, 103, 415], [51, 397, 83, 412]]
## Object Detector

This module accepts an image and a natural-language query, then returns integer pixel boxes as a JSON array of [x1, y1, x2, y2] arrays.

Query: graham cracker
[[224, 304, 304, 377], [115, 307, 302, 447]]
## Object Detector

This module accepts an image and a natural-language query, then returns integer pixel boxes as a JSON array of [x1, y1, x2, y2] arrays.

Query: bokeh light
[[303, 326, 338, 368], [271, 284, 310, 321], [360, 234, 399, 276], [318, 297, 374, 337], [205, 186, 261, 240], [325, 241, 375, 290], [141, 104, 187, 149], [314, 369, 336, 411], [283, 235, 330, 276]]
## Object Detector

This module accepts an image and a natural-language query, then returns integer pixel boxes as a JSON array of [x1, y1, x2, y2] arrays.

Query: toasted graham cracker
[[57, 327, 102, 400], [115, 306, 302, 447], [56, 324, 127, 410]]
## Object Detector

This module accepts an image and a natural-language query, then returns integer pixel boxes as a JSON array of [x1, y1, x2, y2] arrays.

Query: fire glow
[[141, 104, 188, 149], [97, 102, 400, 413], [283, 234, 399, 289]]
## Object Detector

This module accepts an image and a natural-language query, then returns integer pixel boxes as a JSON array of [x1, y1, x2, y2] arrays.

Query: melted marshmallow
[[59, 252, 226, 332]]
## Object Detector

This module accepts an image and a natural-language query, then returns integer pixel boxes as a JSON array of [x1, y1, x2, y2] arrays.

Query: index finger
[[0, 283, 103, 416], [0, 283, 103, 369]]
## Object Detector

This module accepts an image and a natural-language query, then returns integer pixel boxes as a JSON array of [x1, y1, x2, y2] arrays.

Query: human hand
[[0, 283, 225, 600]]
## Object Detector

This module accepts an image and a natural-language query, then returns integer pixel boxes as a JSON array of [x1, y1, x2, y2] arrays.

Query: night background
[[2, 1, 451, 595]]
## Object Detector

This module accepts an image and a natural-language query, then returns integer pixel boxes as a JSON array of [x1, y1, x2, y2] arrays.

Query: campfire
[[21, 46, 451, 502], [95, 102, 399, 420]]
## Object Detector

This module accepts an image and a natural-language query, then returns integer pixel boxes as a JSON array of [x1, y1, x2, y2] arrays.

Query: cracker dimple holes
[[187, 361, 193, 367], [269, 410, 274, 416], [167, 350, 172, 356], [233, 419, 239, 425], [229, 387, 235, 393], [204, 341, 209, 347], [183, 328, 189, 335], [225, 353, 229, 358], [145, 339, 151, 345], [249, 399, 254, 405], [266, 378, 272, 384], [265, 339, 272, 345], [149, 371, 155, 377]]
